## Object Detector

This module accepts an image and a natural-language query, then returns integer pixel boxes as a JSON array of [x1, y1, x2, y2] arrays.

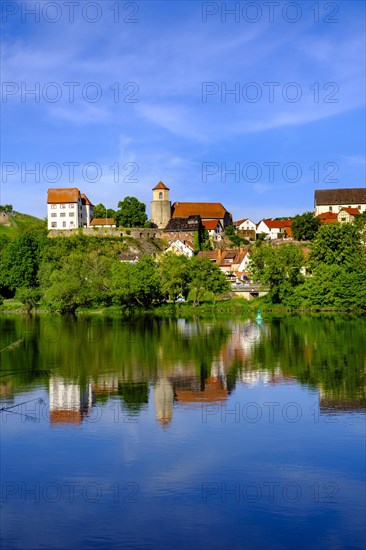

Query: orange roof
[[90, 218, 115, 226], [153, 181, 169, 190], [234, 218, 248, 226], [261, 219, 285, 229], [317, 211, 337, 224], [339, 207, 361, 216], [203, 219, 221, 230], [175, 378, 228, 404], [172, 202, 228, 219], [47, 187, 80, 204], [81, 193, 94, 206], [284, 227, 293, 237]]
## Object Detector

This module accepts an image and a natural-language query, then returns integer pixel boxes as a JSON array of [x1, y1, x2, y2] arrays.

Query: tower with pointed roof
[[150, 181, 171, 228]]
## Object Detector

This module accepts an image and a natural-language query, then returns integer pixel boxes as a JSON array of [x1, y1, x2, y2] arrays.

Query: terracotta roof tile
[[153, 181, 170, 190], [90, 218, 115, 226], [339, 207, 361, 216], [172, 202, 229, 219], [203, 219, 221, 230], [81, 193, 94, 206], [47, 188, 80, 203], [234, 219, 248, 226]]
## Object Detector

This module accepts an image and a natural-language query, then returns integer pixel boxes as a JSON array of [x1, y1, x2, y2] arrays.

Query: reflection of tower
[[150, 181, 171, 228], [154, 378, 174, 427], [49, 376, 93, 425]]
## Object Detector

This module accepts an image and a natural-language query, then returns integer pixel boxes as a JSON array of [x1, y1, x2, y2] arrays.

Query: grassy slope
[[0, 212, 46, 238]]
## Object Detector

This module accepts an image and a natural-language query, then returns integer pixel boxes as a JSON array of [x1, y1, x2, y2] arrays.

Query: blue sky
[[1, 0, 365, 222]]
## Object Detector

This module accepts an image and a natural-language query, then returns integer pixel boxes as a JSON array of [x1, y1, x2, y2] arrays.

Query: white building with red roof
[[47, 188, 94, 230]]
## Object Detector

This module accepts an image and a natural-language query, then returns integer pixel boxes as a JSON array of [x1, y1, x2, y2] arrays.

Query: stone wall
[[48, 227, 164, 239]]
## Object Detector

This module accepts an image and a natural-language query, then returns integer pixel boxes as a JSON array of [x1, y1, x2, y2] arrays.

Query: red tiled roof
[[47, 188, 80, 204], [153, 181, 170, 190], [203, 219, 220, 230], [172, 202, 229, 219], [81, 193, 94, 206], [260, 219, 293, 229], [233, 218, 248, 226], [90, 218, 115, 226], [317, 211, 337, 224], [339, 207, 361, 216]]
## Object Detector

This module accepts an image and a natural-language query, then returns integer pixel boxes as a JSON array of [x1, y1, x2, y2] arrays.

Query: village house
[[314, 187, 366, 216], [163, 215, 201, 247], [337, 207, 361, 223], [164, 240, 195, 258], [256, 219, 293, 240], [47, 187, 94, 230], [202, 219, 224, 244], [90, 218, 116, 228], [198, 248, 251, 283], [233, 218, 257, 240]]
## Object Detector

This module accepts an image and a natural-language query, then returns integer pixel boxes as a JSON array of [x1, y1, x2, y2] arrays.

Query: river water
[[1, 315, 365, 549]]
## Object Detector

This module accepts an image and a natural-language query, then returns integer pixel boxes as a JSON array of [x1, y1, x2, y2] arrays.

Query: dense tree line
[[0, 231, 228, 312], [249, 221, 366, 309]]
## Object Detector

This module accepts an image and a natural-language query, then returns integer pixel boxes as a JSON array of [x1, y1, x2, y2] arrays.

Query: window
[[341, 217, 346, 221], [62, 222, 66, 227], [159, 192, 163, 199], [60, 212, 66, 217], [70, 221, 74, 226], [329, 206, 332, 211], [51, 213, 57, 218], [348, 206, 351, 208], [51, 222, 57, 228], [69, 212, 74, 217], [358, 206, 361, 210], [51, 205, 57, 209], [69, 204, 74, 208], [60, 204, 66, 209], [338, 206, 343, 211]]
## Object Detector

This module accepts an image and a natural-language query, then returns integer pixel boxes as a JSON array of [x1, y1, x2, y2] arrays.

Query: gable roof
[[172, 202, 229, 219], [316, 211, 338, 223], [90, 218, 115, 226], [164, 215, 201, 232], [47, 188, 80, 204], [258, 219, 293, 229], [153, 181, 169, 190], [203, 219, 222, 230], [234, 218, 248, 226], [81, 193, 94, 206], [338, 207, 361, 216], [315, 188, 366, 206]]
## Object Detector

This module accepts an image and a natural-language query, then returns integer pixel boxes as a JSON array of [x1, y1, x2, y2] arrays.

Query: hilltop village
[[45, 183, 366, 286]]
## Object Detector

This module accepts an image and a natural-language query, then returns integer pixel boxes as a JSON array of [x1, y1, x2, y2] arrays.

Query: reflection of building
[[154, 378, 174, 427], [318, 386, 366, 413], [49, 377, 93, 425]]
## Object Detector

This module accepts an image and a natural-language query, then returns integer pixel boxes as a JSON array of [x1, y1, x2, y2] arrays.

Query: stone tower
[[150, 181, 171, 228]]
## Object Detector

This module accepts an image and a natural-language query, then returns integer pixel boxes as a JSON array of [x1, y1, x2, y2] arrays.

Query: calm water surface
[[1, 315, 365, 550]]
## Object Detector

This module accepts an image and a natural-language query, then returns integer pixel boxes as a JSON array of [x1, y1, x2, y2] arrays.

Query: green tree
[[115, 197, 147, 228], [225, 224, 245, 247], [249, 243, 304, 304], [309, 222, 362, 270], [15, 287, 42, 311], [159, 253, 190, 300], [2, 231, 46, 292], [291, 212, 321, 241], [189, 257, 229, 306]]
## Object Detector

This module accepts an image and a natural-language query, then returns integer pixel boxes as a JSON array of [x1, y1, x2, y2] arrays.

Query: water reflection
[[1, 315, 365, 422]]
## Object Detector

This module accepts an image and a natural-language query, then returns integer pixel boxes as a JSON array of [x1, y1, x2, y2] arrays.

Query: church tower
[[150, 181, 171, 228]]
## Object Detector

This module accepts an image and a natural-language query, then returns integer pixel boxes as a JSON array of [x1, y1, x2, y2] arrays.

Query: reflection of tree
[[118, 381, 149, 414]]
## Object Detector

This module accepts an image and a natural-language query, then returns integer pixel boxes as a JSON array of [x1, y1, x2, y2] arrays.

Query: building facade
[[47, 188, 94, 230], [314, 188, 366, 216], [150, 181, 171, 228]]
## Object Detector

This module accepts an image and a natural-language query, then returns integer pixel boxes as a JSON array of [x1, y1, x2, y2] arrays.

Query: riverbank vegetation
[[0, 218, 365, 313]]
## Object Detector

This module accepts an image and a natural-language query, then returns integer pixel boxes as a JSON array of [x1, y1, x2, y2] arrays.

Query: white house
[[234, 218, 256, 239], [165, 239, 195, 257], [256, 219, 286, 240], [90, 218, 116, 228], [314, 188, 366, 216], [47, 187, 94, 230], [202, 219, 224, 243]]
